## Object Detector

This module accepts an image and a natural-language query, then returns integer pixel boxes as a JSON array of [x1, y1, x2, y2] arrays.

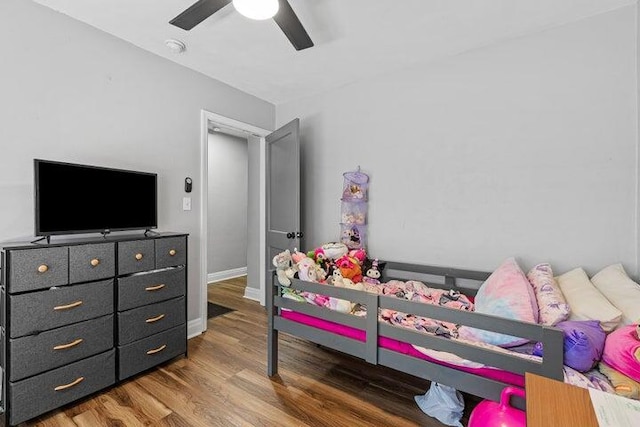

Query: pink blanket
[[602, 325, 640, 382], [281, 310, 524, 387]]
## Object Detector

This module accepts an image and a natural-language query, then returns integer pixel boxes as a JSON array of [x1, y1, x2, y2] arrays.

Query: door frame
[[199, 110, 271, 334]]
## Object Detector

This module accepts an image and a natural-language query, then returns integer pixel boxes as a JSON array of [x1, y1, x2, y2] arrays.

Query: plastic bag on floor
[[414, 383, 465, 427]]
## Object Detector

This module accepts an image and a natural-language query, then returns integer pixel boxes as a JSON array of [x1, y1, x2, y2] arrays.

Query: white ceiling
[[34, 0, 635, 105]]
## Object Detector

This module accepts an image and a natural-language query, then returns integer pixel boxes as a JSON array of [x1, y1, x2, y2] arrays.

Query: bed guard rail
[[267, 263, 564, 384]]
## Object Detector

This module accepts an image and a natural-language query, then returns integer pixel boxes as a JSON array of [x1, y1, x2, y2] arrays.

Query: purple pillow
[[536, 320, 605, 372]]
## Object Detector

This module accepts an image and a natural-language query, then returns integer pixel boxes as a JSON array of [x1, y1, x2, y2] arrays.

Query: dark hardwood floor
[[23, 277, 479, 426]]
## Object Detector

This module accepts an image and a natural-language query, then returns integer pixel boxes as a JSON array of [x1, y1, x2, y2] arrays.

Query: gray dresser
[[0, 232, 188, 426]]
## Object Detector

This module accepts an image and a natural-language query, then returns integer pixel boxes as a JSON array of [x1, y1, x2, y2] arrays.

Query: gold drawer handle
[[38, 264, 49, 273], [146, 314, 165, 323], [54, 301, 83, 311], [146, 344, 167, 355], [135, 253, 143, 261], [90, 258, 100, 267], [53, 338, 84, 350], [54, 376, 84, 391], [169, 249, 177, 256], [145, 284, 165, 292]]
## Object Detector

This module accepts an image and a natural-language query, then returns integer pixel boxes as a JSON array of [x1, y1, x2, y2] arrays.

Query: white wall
[[0, 0, 274, 327], [277, 7, 638, 277], [207, 132, 248, 273]]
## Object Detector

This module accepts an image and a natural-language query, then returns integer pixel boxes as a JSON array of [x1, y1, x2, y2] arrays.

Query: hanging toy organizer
[[340, 167, 369, 249]]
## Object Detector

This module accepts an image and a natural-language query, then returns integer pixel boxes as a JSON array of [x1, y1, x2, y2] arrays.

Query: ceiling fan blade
[[273, 0, 314, 51], [170, 0, 232, 30]]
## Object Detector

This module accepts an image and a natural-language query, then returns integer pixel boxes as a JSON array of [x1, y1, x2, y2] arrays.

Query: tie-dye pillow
[[458, 258, 538, 347], [527, 263, 570, 326]]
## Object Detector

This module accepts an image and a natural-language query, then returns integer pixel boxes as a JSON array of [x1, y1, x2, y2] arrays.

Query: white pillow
[[591, 264, 640, 327], [556, 268, 621, 332]]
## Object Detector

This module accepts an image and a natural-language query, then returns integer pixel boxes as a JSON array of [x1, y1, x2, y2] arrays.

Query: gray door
[[266, 119, 301, 276], [266, 119, 300, 376]]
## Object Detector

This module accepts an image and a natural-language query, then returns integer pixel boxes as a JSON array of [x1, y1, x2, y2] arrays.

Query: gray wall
[[0, 0, 275, 325], [277, 7, 638, 277], [207, 132, 248, 273]]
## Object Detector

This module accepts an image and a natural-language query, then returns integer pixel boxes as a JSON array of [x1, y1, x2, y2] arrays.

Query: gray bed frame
[[267, 261, 564, 407]]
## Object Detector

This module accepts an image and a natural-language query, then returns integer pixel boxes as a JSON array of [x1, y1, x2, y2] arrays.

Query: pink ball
[[468, 387, 526, 427]]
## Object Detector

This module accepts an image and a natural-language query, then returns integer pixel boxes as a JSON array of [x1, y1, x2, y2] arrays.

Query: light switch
[[182, 197, 191, 211]]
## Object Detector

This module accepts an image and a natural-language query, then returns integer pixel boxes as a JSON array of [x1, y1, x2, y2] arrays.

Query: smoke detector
[[164, 39, 186, 53]]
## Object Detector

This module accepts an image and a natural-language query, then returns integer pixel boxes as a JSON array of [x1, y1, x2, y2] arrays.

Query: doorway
[[198, 110, 270, 334], [207, 129, 249, 282]]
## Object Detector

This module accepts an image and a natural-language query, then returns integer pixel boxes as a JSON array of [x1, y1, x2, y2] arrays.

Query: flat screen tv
[[35, 159, 157, 237]]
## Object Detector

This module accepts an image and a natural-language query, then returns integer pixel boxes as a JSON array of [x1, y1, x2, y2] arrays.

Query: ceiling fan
[[169, 0, 314, 51]]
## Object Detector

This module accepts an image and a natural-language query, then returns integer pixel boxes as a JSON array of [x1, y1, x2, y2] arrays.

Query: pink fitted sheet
[[281, 310, 524, 387]]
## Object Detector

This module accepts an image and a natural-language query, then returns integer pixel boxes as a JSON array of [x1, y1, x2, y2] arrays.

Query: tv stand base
[[30, 236, 51, 244]]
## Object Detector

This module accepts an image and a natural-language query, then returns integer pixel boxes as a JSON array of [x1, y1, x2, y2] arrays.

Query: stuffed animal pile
[[272, 242, 385, 314]]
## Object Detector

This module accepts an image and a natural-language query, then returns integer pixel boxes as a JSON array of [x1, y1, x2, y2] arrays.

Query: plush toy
[[290, 249, 308, 265], [327, 267, 341, 285], [341, 212, 365, 225], [329, 269, 364, 313], [342, 226, 362, 249], [305, 247, 328, 279], [313, 247, 326, 262], [340, 278, 364, 292], [321, 242, 348, 260], [281, 287, 305, 302], [335, 254, 363, 283], [295, 256, 319, 283], [272, 250, 296, 286], [318, 257, 335, 278], [327, 297, 352, 313], [363, 259, 386, 285], [312, 262, 327, 283], [326, 269, 350, 312], [348, 249, 367, 265], [343, 184, 365, 200]]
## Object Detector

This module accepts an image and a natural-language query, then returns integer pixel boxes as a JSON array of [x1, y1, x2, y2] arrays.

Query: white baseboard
[[207, 267, 247, 283], [243, 286, 261, 302], [187, 318, 204, 339]]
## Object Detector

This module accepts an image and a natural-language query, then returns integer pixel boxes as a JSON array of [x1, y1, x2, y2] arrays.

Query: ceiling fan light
[[233, 0, 279, 21]]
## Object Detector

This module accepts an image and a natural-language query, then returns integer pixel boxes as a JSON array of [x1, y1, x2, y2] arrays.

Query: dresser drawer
[[118, 297, 185, 345], [9, 349, 115, 426], [8, 247, 68, 293], [117, 267, 185, 311], [118, 240, 155, 275], [118, 324, 186, 380], [9, 279, 114, 338], [155, 236, 187, 269], [9, 314, 114, 381], [70, 243, 115, 284]]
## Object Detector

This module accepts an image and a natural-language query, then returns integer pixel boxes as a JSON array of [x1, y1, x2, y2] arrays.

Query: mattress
[[281, 310, 525, 387]]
